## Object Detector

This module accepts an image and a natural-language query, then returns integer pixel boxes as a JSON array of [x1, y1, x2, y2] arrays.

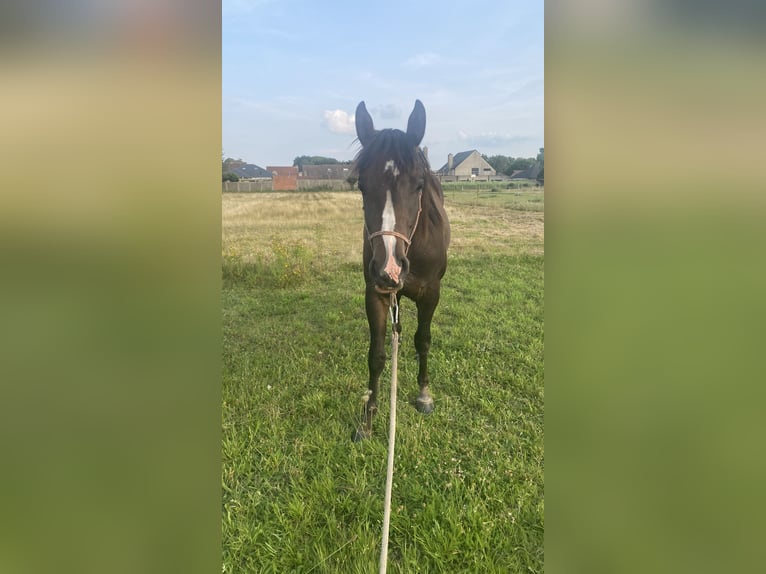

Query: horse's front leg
[[414, 287, 440, 414], [353, 287, 389, 441]]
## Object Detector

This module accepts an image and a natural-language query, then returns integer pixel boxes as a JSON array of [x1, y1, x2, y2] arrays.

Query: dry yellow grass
[[445, 203, 544, 256], [223, 192, 363, 265], [222, 191, 544, 264]]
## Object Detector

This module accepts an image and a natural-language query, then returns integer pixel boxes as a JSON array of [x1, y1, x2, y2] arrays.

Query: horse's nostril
[[385, 258, 407, 284], [379, 267, 397, 284]]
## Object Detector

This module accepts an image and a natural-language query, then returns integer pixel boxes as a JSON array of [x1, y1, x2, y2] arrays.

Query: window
[[471, 167, 479, 175]]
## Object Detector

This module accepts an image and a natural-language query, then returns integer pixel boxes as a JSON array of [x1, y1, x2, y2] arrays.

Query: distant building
[[436, 150, 496, 180], [267, 166, 298, 191], [298, 164, 352, 180], [229, 163, 272, 180]]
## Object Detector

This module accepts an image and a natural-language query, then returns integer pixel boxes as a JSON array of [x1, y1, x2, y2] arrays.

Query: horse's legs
[[414, 286, 440, 414], [353, 288, 389, 441]]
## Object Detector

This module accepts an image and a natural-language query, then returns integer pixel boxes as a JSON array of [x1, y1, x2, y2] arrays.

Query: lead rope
[[374, 190, 421, 573], [379, 292, 399, 574]]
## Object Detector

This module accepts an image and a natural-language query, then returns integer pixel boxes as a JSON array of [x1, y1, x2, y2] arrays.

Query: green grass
[[222, 189, 544, 573]]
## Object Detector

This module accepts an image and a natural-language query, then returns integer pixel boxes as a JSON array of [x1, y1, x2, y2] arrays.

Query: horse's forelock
[[353, 129, 426, 177]]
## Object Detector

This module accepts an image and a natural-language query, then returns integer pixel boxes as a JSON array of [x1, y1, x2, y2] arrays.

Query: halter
[[365, 191, 422, 255]]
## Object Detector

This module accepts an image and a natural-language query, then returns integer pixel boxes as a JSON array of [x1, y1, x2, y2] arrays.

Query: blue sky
[[223, 0, 543, 169]]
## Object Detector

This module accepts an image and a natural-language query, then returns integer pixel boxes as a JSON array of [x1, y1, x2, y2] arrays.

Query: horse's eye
[[416, 180, 425, 191]]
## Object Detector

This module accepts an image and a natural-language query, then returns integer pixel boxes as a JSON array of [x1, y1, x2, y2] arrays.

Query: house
[[267, 166, 298, 191], [295, 163, 356, 190], [299, 164, 352, 180], [229, 163, 272, 180], [436, 150, 496, 180]]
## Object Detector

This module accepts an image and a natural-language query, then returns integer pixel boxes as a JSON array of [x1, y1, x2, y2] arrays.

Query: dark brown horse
[[353, 100, 450, 441]]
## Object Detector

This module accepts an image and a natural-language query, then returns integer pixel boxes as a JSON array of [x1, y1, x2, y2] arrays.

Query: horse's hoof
[[352, 428, 370, 442], [415, 397, 434, 414]]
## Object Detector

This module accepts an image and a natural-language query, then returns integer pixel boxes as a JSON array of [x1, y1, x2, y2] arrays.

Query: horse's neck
[[419, 178, 445, 230], [426, 174, 445, 205]]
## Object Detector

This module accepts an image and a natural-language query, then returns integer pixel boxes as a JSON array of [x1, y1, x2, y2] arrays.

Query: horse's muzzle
[[370, 256, 408, 293]]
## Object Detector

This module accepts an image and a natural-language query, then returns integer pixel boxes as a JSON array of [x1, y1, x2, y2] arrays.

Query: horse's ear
[[355, 101, 375, 147], [406, 99, 426, 147]]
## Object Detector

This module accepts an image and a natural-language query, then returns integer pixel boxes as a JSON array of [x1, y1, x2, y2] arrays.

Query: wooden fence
[[223, 179, 356, 192], [223, 180, 272, 192]]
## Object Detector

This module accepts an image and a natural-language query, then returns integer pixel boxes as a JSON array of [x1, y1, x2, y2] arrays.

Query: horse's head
[[355, 100, 428, 293]]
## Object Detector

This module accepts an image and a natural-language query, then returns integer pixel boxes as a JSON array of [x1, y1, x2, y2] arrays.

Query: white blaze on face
[[381, 189, 401, 283], [384, 160, 399, 178]]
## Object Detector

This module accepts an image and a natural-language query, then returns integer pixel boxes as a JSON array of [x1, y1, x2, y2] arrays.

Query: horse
[[352, 99, 450, 441]]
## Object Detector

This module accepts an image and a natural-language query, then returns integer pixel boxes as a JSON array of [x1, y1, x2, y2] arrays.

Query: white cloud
[[322, 109, 355, 135]]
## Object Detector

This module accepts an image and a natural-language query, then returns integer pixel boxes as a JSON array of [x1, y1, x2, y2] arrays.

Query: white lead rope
[[379, 294, 400, 574]]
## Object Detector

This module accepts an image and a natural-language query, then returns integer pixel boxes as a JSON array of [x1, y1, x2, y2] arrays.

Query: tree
[[223, 157, 244, 171], [483, 154, 514, 177], [535, 148, 544, 184], [293, 156, 340, 171], [222, 172, 239, 182], [482, 153, 541, 176], [510, 157, 535, 171]]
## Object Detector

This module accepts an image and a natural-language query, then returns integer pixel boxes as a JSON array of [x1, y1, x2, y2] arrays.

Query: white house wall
[[453, 151, 496, 177]]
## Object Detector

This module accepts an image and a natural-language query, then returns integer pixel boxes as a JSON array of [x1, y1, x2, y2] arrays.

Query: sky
[[222, 0, 543, 170]]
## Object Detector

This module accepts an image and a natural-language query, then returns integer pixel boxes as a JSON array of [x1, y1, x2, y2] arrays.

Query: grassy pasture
[[441, 181, 542, 204], [222, 189, 544, 572]]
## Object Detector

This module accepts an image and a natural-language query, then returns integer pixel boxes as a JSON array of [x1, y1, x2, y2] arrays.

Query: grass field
[[222, 189, 544, 572]]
